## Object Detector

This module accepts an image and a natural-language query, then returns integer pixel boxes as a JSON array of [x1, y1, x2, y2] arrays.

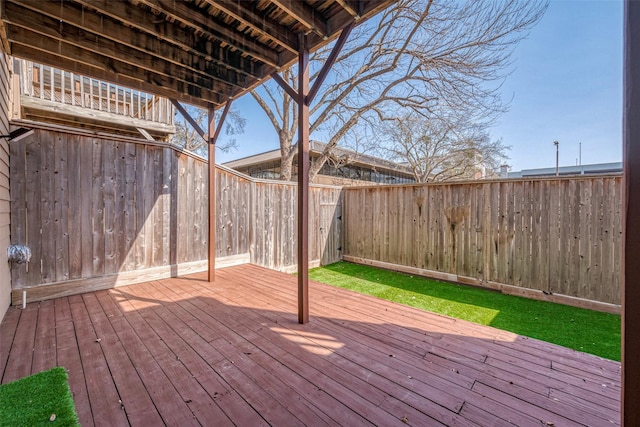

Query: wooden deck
[[1, 264, 620, 426]]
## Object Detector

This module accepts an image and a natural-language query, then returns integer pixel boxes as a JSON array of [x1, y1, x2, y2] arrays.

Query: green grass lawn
[[309, 262, 621, 361], [0, 367, 80, 426]]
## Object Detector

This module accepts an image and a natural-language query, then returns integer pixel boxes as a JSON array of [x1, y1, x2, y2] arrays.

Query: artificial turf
[[308, 261, 621, 361], [0, 367, 80, 426]]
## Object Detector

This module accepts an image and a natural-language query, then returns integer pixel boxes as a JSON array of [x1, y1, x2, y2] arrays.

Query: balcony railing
[[13, 59, 174, 133]]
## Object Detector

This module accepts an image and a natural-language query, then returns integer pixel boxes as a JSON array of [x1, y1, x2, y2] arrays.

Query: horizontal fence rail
[[343, 178, 622, 306]]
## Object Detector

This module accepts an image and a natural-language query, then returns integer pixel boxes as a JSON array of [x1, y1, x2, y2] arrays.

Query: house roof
[[224, 140, 414, 176], [1, 0, 395, 108], [508, 162, 623, 178]]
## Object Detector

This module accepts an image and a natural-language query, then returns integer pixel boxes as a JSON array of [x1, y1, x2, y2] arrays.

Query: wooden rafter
[[203, 0, 298, 54], [2, 0, 394, 108], [335, 0, 361, 19], [5, 1, 249, 89], [68, 0, 262, 78], [271, 0, 329, 38], [0, 8, 9, 54], [134, 0, 280, 67], [5, 5, 236, 99]]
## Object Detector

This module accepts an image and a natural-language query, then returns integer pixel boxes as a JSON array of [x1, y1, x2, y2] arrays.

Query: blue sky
[[218, 1, 624, 172]]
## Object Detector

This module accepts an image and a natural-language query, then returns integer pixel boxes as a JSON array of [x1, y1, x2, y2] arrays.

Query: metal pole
[[579, 142, 584, 174], [554, 140, 559, 176]]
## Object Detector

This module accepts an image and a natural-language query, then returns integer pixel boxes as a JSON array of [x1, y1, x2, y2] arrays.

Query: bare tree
[[171, 103, 245, 158], [250, 0, 546, 180], [378, 113, 509, 182]]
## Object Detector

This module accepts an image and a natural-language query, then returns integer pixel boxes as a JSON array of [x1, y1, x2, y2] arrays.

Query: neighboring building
[[223, 141, 416, 186], [506, 162, 622, 178]]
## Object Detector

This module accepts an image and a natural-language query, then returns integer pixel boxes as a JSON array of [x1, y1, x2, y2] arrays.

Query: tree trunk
[[309, 154, 328, 181], [279, 132, 296, 180]]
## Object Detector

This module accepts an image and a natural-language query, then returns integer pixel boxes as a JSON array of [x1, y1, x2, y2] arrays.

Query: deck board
[[0, 264, 621, 426]]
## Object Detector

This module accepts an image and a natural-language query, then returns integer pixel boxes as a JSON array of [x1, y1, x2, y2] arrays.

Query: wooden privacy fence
[[8, 126, 622, 308], [343, 177, 622, 307], [9, 127, 342, 303]]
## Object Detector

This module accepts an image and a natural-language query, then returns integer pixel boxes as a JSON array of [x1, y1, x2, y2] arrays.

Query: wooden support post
[[623, 1, 640, 423], [272, 25, 354, 324], [297, 33, 310, 324], [208, 105, 216, 282]]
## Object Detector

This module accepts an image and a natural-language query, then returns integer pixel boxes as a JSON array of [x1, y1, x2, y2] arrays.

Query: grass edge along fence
[[342, 176, 622, 309], [309, 261, 621, 361]]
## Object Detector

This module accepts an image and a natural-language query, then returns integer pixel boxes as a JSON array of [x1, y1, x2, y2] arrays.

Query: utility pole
[[554, 140, 559, 176]]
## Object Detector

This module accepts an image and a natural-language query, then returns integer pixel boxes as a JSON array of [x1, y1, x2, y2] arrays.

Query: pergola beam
[[212, 100, 233, 145], [623, 1, 640, 424], [8, 32, 224, 105]]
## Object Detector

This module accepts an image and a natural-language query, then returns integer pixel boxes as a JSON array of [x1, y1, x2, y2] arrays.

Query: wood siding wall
[[9, 128, 342, 302], [0, 54, 11, 320], [343, 177, 623, 305]]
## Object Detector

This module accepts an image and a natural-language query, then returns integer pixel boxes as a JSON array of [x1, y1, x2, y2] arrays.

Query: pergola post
[[207, 105, 216, 282], [272, 25, 354, 324], [623, 1, 640, 423], [297, 33, 310, 324]]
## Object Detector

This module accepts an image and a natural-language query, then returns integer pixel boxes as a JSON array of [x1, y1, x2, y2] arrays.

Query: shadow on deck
[[0, 264, 621, 426]]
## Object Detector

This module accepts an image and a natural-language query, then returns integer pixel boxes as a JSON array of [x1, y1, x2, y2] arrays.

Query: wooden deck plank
[[206, 272, 551, 426], [203, 275, 473, 414], [81, 293, 165, 427], [103, 290, 216, 426], [148, 280, 370, 427], [162, 278, 448, 426], [30, 300, 57, 374], [53, 298, 94, 427], [228, 265, 620, 405], [0, 306, 20, 381], [67, 294, 130, 427], [0, 264, 621, 426], [95, 290, 237, 427], [1, 303, 38, 383], [154, 283, 372, 427], [93, 290, 233, 425], [183, 273, 533, 426]]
